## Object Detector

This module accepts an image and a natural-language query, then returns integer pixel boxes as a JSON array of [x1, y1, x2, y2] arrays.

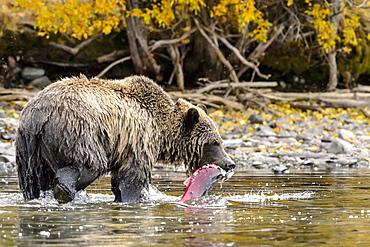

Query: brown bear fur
[[16, 75, 235, 203]]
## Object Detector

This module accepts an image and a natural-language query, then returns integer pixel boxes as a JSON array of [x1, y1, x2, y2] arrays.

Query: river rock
[[1, 145, 15, 156], [248, 113, 263, 124], [0, 161, 15, 173], [327, 138, 354, 154], [248, 153, 280, 169], [0, 102, 10, 110], [21, 67, 45, 80], [0, 155, 15, 163], [254, 125, 276, 136], [333, 129, 355, 139], [272, 164, 290, 174], [30, 76, 51, 88], [223, 139, 244, 148], [300, 128, 327, 139]]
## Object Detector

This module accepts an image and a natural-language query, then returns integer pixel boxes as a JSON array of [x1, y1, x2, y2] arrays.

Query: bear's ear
[[197, 104, 207, 114], [184, 108, 200, 134]]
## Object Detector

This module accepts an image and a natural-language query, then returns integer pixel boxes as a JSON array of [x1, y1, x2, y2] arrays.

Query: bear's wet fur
[[16, 75, 235, 203]]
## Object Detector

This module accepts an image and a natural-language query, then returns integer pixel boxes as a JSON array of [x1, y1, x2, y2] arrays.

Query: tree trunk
[[327, 48, 338, 91], [125, 0, 161, 79], [326, 0, 340, 91], [167, 45, 185, 91], [183, 9, 224, 85]]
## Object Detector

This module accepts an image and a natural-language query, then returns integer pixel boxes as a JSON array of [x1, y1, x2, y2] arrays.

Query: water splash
[[142, 184, 178, 203], [227, 191, 315, 203]]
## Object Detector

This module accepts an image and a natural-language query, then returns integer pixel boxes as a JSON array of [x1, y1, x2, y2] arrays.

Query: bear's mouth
[[177, 164, 234, 201]]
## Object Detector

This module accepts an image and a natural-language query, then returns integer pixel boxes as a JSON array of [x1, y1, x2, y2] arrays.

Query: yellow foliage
[[305, 3, 339, 53], [302, 1, 367, 54], [131, 0, 205, 28], [15, 0, 125, 40], [212, 0, 271, 42], [340, 8, 361, 53], [13, 0, 271, 44]]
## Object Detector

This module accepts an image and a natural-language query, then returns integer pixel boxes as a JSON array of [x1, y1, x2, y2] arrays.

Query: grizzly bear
[[16, 75, 235, 203]]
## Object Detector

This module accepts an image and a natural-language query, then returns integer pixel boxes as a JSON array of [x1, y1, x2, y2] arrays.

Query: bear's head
[[174, 99, 235, 175]]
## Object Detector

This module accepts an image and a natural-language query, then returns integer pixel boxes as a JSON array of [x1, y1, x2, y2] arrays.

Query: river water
[[1, 166, 370, 246]]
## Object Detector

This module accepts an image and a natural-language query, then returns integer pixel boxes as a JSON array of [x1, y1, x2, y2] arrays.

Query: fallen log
[[353, 85, 370, 93], [0, 94, 35, 102], [319, 98, 370, 108], [194, 81, 278, 94], [289, 102, 323, 112], [170, 92, 244, 110], [265, 91, 370, 101], [0, 89, 38, 97]]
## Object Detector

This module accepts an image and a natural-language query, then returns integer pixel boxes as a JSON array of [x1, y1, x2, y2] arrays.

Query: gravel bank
[[1, 100, 370, 174]]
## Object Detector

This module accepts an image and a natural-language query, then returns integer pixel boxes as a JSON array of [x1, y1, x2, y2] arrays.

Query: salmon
[[177, 164, 234, 201]]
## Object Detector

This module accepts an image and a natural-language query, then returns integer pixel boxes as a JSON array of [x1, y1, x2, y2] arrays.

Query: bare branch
[[194, 18, 239, 83], [49, 35, 100, 55], [149, 28, 197, 52], [97, 50, 129, 63], [214, 33, 271, 80], [96, 56, 131, 78], [167, 45, 185, 91], [248, 24, 285, 62]]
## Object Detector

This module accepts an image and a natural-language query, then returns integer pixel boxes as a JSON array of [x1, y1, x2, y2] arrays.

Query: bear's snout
[[224, 159, 236, 172], [198, 143, 236, 173]]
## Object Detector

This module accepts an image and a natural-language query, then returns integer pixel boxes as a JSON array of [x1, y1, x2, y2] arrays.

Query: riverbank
[[212, 104, 370, 173], [1, 100, 370, 174]]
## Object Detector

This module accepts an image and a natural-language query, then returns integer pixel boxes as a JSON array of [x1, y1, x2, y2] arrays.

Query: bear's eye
[[211, 141, 219, 146]]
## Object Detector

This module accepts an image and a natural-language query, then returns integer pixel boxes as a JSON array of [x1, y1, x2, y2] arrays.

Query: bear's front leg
[[111, 166, 150, 203]]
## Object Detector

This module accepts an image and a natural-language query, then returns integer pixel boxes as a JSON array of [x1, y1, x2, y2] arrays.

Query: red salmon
[[177, 164, 234, 201]]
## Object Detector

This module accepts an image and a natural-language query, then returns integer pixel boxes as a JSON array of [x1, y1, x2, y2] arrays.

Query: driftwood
[[319, 98, 370, 108], [353, 85, 370, 93], [169, 82, 370, 110], [289, 102, 323, 112], [265, 91, 370, 101], [0, 88, 38, 101], [170, 92, 244, 110], [194, 81, 278, 94], [361, 108, 370, 118], [3, 76, 370, 112], [35, 60, 90, 67]]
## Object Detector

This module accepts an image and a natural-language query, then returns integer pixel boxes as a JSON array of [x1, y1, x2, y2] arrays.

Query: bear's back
[[18, 75, 174, 171], [39, 75, 174, 115]]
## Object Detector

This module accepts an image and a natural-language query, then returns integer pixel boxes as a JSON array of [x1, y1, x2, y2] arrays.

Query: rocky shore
[[211, 104, 370, 173], [0, 101, 21, 173], [1, 99, 370, 174]]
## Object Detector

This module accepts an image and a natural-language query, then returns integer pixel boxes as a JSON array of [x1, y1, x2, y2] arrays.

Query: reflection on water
[[1, 167, 370, 246]]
